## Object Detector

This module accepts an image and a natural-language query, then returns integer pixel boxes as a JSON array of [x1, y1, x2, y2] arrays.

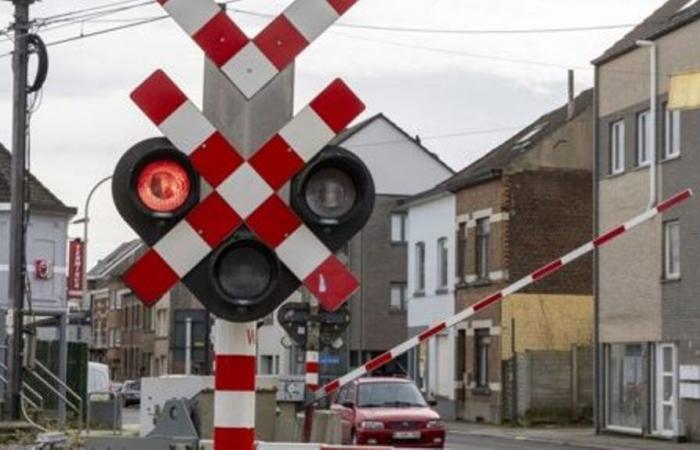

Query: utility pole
[[8, 0, 33, 421]]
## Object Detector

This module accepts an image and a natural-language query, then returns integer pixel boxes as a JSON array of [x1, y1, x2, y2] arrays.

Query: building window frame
[[437, 237, 449, 291], [474, 329, 490, 389], [390, 282, 407, 312], [391, 213, 407, 244], [664, 104, 681, 159], [636, 109, 651, 166], [475, 218, 490, 280], [457, 223, 468, 283], [415, 242, 426, 294], [610, 119, 626, 175], [663, 220, 680, 280]]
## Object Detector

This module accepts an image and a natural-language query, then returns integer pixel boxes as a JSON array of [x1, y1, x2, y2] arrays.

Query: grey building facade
[[594, 0, 700, 440]]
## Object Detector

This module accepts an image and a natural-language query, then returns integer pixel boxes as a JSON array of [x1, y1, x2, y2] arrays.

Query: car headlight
[[426, 420, 442, 429], [360, 421, 385, 430]]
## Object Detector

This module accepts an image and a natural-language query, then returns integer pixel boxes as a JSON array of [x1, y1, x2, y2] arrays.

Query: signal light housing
[[291, 145, 375, 252], [112, 137, 199, 245], [184, 227, 299, 322], [113, 141, 374, 323]]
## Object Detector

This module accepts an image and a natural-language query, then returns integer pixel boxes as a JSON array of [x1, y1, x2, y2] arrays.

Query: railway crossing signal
[[111, 0, 371, 448], [113, 72, 371, 322]]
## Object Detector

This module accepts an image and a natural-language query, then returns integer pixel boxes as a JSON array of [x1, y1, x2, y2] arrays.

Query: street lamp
[[72, 175, 112, 312]]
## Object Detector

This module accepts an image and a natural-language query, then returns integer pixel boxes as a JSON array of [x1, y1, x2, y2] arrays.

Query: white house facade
[[405, 188, 457, 420]]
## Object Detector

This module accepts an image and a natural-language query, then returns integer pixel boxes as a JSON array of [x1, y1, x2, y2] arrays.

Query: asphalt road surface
[[122, 405, 140, 427], [446, 431, 596, 449]]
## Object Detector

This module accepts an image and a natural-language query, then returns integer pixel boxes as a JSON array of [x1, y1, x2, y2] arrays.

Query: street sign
[[278, 302, 351, 348]]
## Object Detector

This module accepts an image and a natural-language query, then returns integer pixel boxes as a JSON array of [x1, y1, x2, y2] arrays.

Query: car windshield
[[357, 382, 427, 408]]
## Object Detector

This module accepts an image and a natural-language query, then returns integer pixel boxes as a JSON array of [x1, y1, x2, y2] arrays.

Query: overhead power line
[[231, 8, 637, 35], [35, 0, 150, 23]]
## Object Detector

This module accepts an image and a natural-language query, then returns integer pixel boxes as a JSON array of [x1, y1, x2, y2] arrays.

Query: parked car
[[119, 380, 141, 406], [331, 377, 445, 448]]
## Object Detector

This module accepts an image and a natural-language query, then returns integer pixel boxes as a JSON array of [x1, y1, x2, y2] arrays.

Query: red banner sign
[[67, 238, 84, 298]]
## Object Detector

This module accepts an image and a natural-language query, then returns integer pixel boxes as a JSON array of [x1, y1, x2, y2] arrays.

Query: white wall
[[406, 192, 456, 401], [341, 117, 453, 196], [0, 209, 71, 313]]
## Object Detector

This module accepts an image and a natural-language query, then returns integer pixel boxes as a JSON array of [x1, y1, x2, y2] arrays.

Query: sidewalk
[[445, 421, 700, 450]]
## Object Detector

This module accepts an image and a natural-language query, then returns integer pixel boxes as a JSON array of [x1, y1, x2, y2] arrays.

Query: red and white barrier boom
[[315, 189, 694, 401]]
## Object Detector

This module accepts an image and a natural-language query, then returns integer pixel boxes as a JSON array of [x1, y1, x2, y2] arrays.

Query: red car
[[331, 377, 445, 448]]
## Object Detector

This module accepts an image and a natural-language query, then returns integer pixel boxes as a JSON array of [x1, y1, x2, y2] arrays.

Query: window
[[664, 221, 680, 279], [475, 329, 490, 388], [475, 219, 490, 279], [636, 110, 651, 166], [390, 283, 407, 312], [391, 213, 407, 243], [437, 237, 448, 290], [610, 120, 625, 174], [457, 223, 468, 279], [664, 104, 681, 158], [415, 242, 425, 292], [607, 343, 645, 430]]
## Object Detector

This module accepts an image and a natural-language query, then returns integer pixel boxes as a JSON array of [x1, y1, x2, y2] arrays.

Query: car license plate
[[393, 430, 421, 440]]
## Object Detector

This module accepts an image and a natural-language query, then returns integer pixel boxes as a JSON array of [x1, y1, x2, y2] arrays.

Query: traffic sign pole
[[314, 189, 694, 402], [214, 320, 257, 450]]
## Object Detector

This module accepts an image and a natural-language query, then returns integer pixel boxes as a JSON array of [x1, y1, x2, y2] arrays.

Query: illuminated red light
[[136, 160, 191, 213]]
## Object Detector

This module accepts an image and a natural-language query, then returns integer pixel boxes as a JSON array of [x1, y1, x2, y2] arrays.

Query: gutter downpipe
[[593, 64, 602, 435], [637, 40, 658, 209]]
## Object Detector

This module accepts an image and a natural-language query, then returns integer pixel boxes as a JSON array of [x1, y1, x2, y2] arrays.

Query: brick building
[[445, 89, 594, 423], [88, 240, 212, 381]]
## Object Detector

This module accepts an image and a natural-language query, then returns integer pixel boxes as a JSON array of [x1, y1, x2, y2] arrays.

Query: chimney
[[567, 69, 575, 120]]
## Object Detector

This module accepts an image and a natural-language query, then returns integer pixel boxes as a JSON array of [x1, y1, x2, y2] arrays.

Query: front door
[[655, 343, 678, 437]]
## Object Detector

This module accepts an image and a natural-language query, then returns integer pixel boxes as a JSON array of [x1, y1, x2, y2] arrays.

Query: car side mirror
[[428, 399, 438, 407], [342, 401, 355, 409]]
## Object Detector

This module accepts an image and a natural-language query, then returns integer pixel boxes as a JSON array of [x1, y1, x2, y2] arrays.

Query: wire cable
[[231, 8, 638, 35], [35, 0, 148, 24]]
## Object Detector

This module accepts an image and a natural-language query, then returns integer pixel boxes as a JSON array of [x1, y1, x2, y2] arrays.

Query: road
[[446, 431, 595, 450], [119, 408, 594, 449]]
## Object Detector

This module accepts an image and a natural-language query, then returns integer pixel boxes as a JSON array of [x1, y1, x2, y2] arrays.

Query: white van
[[87, 362, 111, 395]]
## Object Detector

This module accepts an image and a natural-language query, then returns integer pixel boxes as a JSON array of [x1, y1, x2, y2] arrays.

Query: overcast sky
[[0, 0, 665, 267]]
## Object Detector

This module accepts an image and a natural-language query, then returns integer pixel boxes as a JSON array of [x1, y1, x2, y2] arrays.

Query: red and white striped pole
[[314, 189, 694, 402], [305, 351, 320, 392], [214, 320, 257, 450]]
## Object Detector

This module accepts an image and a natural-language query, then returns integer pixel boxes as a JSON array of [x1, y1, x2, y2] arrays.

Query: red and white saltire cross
[[124, 70, 365, 312], [214, 321, 257, 449], [314, 189, 694, 401], [305, 351, 320, 392], [158, 0, 358, 98]]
